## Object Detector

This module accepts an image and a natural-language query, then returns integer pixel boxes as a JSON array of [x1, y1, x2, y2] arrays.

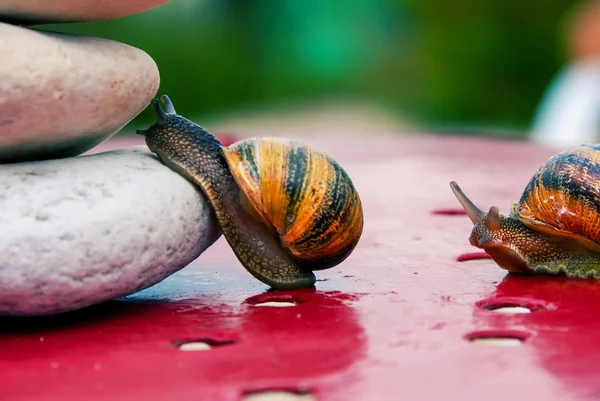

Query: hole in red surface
[[173, 337, 237, 351], [245, 289, 314, 307], [254, 300, 297, 307], [242, 389, 315, 401], [466, 329, 531, 347], [456, 252, 493, 263], [431, 208, 467, 216], [476, 297, 552, 313]]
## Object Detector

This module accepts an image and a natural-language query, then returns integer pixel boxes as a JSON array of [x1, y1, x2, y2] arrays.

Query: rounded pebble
[[0, 146, 221, 316], [0, 0, 170, 24], [0, 23, 160, 163]]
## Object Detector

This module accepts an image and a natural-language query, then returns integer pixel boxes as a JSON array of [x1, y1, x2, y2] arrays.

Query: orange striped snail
[[450, 144, 600, 279], [136, 95, 364, 289]]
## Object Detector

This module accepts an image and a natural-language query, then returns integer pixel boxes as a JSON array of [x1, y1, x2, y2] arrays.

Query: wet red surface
[[2, 133, 599, 401]]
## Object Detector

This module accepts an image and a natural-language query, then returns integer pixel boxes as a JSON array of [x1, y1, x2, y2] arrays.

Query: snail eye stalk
[[136, 94, 178, 136], [449, 181, 484, 224], [485, 207, 501, 231], [160, 94, 176, 114]]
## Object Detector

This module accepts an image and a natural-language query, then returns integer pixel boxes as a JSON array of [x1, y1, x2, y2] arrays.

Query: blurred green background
[[38, 0, 581, 137]]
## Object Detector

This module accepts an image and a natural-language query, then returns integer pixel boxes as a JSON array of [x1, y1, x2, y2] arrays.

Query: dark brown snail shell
[[451, 143, 600, 279], [136, 95, 364, 289]]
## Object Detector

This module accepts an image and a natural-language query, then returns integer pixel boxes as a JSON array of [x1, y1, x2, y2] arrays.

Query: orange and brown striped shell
[[512, 144, 600, 251], [221, 137, 364, 269]]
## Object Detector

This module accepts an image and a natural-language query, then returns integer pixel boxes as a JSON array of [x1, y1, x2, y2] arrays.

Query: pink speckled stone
[[0, 23, 160, 163], [0, 0, 171, 24]]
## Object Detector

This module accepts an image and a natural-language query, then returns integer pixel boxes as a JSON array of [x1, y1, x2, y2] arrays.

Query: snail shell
[[451, 143, 600, 278], [136, 95, 364, 289], [513, 143, 600, 250], [223, 137, 364, 269]]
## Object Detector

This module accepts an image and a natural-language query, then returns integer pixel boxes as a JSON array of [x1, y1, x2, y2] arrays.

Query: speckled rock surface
[[0, 0, 170, 24], [0, 146, 221, 316], [0, 23, 159, 163]]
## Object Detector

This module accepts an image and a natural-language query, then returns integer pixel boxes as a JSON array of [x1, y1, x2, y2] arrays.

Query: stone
[[0, 146, 222, 316], [0, 23, 160, 163], [0, 0, 171, 24]]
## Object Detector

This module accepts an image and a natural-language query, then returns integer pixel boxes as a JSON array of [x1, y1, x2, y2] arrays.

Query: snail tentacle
[[485, 206, 501, 231], [138, 96, 316, 290], [150, 98, 168, 124], [450, 181, 484, 224], [160, 94, 176, 114]]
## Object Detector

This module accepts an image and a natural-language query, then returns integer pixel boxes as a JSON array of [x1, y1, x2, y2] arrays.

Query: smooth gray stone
[[0, 146, 221, 316], [0, 23, 160, 163]]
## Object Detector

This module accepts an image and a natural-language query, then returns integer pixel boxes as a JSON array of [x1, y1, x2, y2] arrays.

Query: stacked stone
[[0, 1, 221, 316]]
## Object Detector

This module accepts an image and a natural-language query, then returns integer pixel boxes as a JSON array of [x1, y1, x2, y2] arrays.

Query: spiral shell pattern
[[221, 137, 363, 268], [514, 143, 600, 245]]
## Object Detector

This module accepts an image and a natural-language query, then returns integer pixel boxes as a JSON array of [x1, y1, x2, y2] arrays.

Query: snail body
[[136, 95, 363, 289], [451, 143, 600, 279]]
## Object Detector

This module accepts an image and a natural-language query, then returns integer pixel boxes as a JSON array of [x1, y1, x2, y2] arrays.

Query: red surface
[[3, 134, 600, 401]]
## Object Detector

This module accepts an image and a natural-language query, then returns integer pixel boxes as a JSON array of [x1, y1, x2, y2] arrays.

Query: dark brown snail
[[451, 143, 600, 279], [136, 95, 364, 289]]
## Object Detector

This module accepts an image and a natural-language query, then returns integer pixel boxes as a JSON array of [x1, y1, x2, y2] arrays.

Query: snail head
[[136, 94, 222, 162], [449, 181, 530, 273]]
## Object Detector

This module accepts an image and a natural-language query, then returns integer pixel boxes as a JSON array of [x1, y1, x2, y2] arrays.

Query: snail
[[450, 143, 600, 279], [136, 95, 364, 290]]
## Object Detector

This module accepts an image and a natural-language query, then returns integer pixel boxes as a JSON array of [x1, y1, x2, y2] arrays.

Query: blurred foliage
[[37, 0, 582, 134], [396, 0, 578, 131]]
